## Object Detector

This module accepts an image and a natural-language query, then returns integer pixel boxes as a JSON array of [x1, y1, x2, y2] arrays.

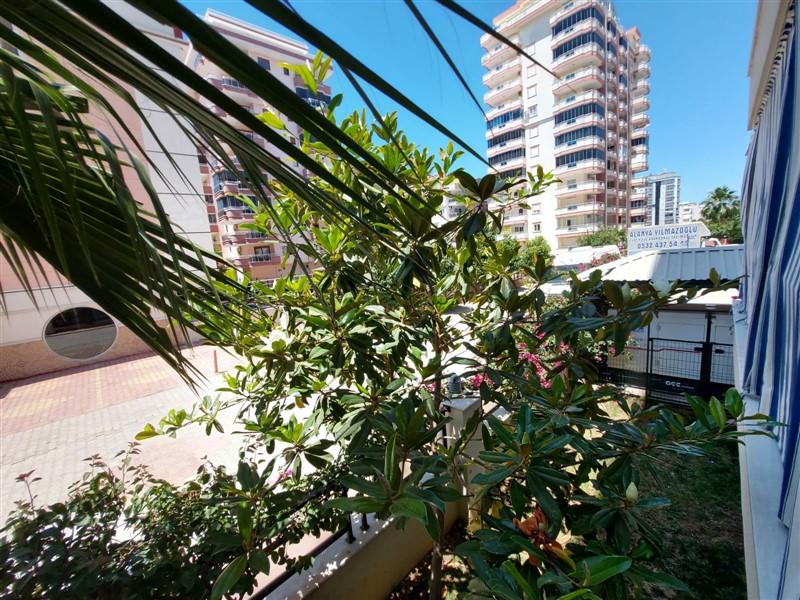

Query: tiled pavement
[[0, 345, 241, 523]]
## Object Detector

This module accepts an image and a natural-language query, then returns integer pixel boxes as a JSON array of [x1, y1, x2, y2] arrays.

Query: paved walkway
[[0, 345, 240, 523]]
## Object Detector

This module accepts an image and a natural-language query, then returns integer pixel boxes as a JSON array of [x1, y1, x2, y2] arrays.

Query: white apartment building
[[481, 0, 651, 249], [678, 201, 702, 224], [641, 170, 681, 226]]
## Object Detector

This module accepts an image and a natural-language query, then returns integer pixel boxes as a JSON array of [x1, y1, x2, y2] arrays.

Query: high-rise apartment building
[[642, 171, 680, 226], [481, 0, 650, 249], [185, 10, 331, 283]]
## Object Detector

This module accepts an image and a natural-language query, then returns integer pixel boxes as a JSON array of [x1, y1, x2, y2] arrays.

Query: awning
[[578, 245, 745, 284]]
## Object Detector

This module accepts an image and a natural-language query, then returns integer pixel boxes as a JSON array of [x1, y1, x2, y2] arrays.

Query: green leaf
[[249, 549, 270, 575], [603, 281, 624, 309], [628, 567, 690, 592], [325, 496, 386, 514], [473, 467, 515, 487], [724, 387, 744, 419], [709, 396, 727, 431], [134, 423, 159, 440], [257, 110, 285, 129], [571, 555, 632, 587], [210, 555, 247, 600], [237, 502, 253, 542], [390, 496, 428, 524], [236, 462, 259, 491], [557, 589, 601, 600]]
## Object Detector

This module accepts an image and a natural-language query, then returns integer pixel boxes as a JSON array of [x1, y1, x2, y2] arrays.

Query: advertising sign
[[627, 222, 710, 255]]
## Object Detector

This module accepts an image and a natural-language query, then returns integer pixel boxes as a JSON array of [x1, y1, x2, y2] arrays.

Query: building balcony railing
[[230, 254, 281, 268], [549, 0, 604, 25], [553, 112, 604, 134], [485, 99, 522, 121], [217, 208, 255, 222], [636, 62, 651, 78], [554, 90, 604, 110], [552, 66, 604, 96], [632, 144, 648, 155], [631, 112, 650, 127], [631, 158, 649, 173], [555, 201, 605, 216], [555, 223, 599, 235], [483, 77, 522, 106], [638, 44, 652, 61], [633, 80, 650, 96], [481, 37, 519, 68], [553, 158, 604, 177], [554, 136, 605, 156], [550, 17, 601, 47], [631, 176, 646, 187], [632, 96, 650, 111], [555, 180, 605, 197], [489, 155, 525, 172], [221, 231, 271, 245], [552, 43, 605, 75], [482, 57, 521, 87], [487, 136, 525, 157]]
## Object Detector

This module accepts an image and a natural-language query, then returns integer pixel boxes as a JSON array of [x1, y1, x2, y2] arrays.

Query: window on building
[[528, 126, 539, 138], [552, 31, 605, 60], [257, 57, 270, 70], [283, 67, 290, 76], [518, 208, 525, 215], [513, 225, 525, 233], [555, 125, 605, 146], [44, 307, 116, 360], [554, 102, 604, 124], [529, 145, 540, 158], [555, 148, 605, 167], [527, 65, 536, 78], [486, 108, 522, 130], [533, 223, 541, 232], [528, 104, 538, 118], [254, 246, 273, 262], [527, 84, 537, 98], [551, 7, 604, 36], [487, 128, 524, 148], [208, 213, 217, 224], [488, 147, 525, 166], [532, 203, 541, 214]]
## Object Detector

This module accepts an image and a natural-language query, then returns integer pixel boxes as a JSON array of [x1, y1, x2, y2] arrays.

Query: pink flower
[[278, 468, 293, 482], [469, 373, 493, 388]]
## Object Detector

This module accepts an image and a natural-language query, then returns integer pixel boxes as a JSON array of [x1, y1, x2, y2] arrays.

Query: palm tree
[[701, 186, 739, 222]]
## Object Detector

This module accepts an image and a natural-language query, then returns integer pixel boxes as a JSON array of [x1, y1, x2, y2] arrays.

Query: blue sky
[[185, 0, 757, 202]]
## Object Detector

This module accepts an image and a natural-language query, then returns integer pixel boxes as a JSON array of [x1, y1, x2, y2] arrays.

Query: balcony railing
[[483, 77, 522, 105], [549, 0, 603, 25], [553, 112, 604, 133], [550, 17, 600, 46], [554, 136, 605, 155], [552, 43, 604, 73], [554, 90, 604, 109], [556, 223, 598, 235], [482, 58, 521, 86], [552, 66, 603, 95], [555, 202, 605, 216], [553, 159, 604, 176], [555, 181, 605, 196]]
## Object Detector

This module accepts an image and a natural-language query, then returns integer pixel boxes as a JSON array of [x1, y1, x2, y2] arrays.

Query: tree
[[576, 227, 626, 248], [0, 4, 768, 599], [701, 187, 743, 242], [496, 236, 551, 272]]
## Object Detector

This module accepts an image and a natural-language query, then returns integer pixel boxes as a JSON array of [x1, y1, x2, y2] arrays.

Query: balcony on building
[[552, 66, 603, 96], [482, 57, 522, 88], [631, 112, 650, 127], [549, 0, 605, 26], [554, 158, 604, 177], [633, 80, 650, 96], [553, 112, 604, 134], [484, 77, 522, 106], [552, 43, 605, 76], [555, 200, 605, 217], [638, 44, 652, 61], [635, 62, 651, 78], [631, 157, 649, 172], [555, 222, 599, 236], [631, 176, 646, 187], [481, 36, 519, 68], [554, 180, 605, 198], [632, 96, 650, 112], [488, 154, 525, 174], [554, 90, 605, 111], [487, 135, 525, 157], [485, 99, 522, 122], [555, 135, 605, 157], [632, 143, 648, 156], [550, 17, 602, 48]]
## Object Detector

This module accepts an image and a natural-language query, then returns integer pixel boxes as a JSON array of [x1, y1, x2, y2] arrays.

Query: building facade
[[678, 201, 702, 224], [481, 0, 650, 249], [735, 1, 799, 598], [186, 10, 330, 284], [641, 170, 680, 226], [0, 6, 210, 381]]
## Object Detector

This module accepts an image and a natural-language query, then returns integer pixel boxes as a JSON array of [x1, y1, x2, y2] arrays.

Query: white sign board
[[627, 222, 710, 255]]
